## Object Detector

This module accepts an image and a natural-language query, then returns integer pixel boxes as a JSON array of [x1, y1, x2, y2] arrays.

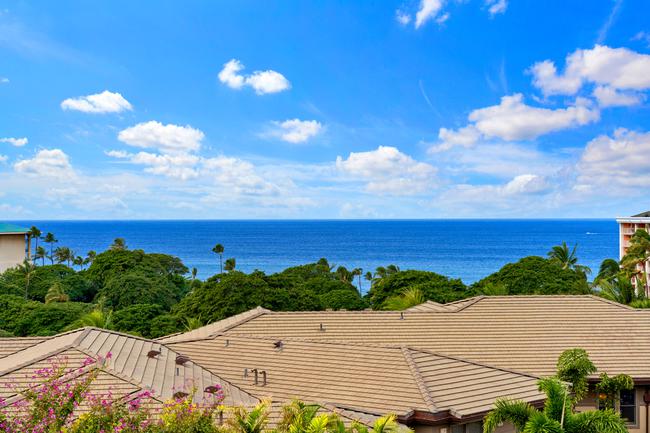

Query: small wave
[[585, 232, 599, 235]]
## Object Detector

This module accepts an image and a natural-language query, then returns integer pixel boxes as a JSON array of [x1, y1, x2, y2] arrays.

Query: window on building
[[619, 389, 636, 424], [451, 422, 482, 433]]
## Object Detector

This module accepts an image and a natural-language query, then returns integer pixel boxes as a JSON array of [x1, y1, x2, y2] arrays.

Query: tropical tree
[[45, 282, 70, 304], [352, 268, 363, 293], [224, 257, 236, 272], [226, 399, 270, 433], [15, 259, 37, 299], [183, 316, 203, 331], [598, 276, 642, 305], [28, 226, 41, 253], [364, 271, 373, 286], [212, 243, 225, 274], [336, 266, 353, 283], [556, 348, 596, 405], [75, 307, 113, 330], [548, 242, 578, 270], [54, 247, 73, 266], [34, 246, 47, 266], [350, 415, 401, 433], [83, 250, 96, 268], [73, 255, 84, 270], [191, 267, 198, 281], [110, 238, 127, 250], [43, 232, 57, 264], [621, 229, 650, 296], [594, 259, 621, 286], [483, 377, 627, 433], [383, 288, 425, 310]]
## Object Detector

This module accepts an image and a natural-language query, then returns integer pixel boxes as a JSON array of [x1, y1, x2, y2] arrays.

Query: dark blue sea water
[[12, 220, 618, 288]]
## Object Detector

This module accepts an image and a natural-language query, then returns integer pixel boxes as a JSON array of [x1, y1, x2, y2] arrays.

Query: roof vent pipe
[[252, 368, 259, 385], [400, 312, 404, 320], [147, 350, 161, 359], [319, 323, 326, 332], [261, 370, 267, 386]]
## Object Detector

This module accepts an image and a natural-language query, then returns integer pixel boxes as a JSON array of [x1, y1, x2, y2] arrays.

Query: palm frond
[[483, 398, 536, 433]]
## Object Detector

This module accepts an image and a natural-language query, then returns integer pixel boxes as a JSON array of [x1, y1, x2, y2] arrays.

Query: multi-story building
[[0, 223, 30, 272], [616, 211, 650, 259]]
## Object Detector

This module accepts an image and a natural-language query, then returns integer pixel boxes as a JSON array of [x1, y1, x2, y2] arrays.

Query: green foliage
[[367, 270, 468, 308], [113, 304, 166, 337], [383, 288, 425, 311], [556, 348, 597, 404], [100, 271, 181, 310], [319, 289, 368, 310], [45, 282, 70, 303], [595, 373, 634, 410], [472, 256, 591, 296], [14, 302, 90, 336], [484, 351, 629, 433]]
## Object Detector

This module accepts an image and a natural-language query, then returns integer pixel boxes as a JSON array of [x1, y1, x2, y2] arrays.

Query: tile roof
[[202, 296, 650, 379], [167, 334, 545, 420], [0, 327, 258, 408]]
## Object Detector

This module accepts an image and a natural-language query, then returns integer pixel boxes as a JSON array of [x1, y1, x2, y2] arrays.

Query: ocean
[[13, 220, 618, 288]]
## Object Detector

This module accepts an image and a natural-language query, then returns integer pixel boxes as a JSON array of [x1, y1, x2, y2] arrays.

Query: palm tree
[[224, 257, 236, 272], [34, 246, 47, 266], [28, 226, 41, 254], [110, 238, 127, 250], [226, 400, 270, 433], [45, 282, 69, 304], [352, 268, 363, 293], [212, 243, 225, 274], [335, 266, 353, 283], [386, 264, 400, 275], [383, 288, 425, 310], [43, 233, 57, 265], [73, 255, 84, 270], [594, 259, 621, 286], [598, 277, 641, 305], [350, 415, 400, 433], [277, 400, 335, 433], [76, 308, 113, 330], [183, 316, 203, 331], [191, 267, 198, 281], [15, 259, 37, 299], [548, 242, 578, 270], [84, 250, 96, 268], [483, 377, 627, 433], [54, 247, 73, 266]]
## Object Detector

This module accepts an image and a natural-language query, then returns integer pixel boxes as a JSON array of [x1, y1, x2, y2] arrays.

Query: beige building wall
[[0, 233, 27, 272], [576, 387, 647, 433]]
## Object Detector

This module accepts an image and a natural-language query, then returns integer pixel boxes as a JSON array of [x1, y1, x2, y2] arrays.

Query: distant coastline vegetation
[[1, 226, 649, 338]]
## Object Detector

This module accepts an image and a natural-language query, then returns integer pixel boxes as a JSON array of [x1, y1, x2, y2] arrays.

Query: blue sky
[[1, 0, 650, 219]]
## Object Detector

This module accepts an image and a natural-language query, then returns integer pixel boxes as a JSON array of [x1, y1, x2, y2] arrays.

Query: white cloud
[[61, 90, 133, 113], [14, 149, 75, 179], [336, 146, 437, 195], [431, 93, 599, 151], [0, 137, 28, 147], [0, 154, 7, 162], [577, 128, 650, 190], [502, 174, 549, 195], [395, 10, 411, 25], [0, 77, 8, 84], [593, 85, 644, 107], [272, 119, 323, 143], [415, 0, 445, 29], [530, 45, 650, 96], [109, 150, 200, 180], [218, 59, 290, 95], [485, 0, 507, 16], [430, 126, 481, 153], [118, 121, 204, 154]]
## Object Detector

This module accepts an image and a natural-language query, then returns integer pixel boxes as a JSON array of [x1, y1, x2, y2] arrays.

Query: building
[[617, 211, 650, 259], [0, 223, 30, 272], [2, 296, 650, 433], [616, 211, 650, 296]]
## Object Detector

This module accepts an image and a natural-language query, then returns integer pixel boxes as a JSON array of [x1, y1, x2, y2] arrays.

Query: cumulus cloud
[[218, 59, 290, 95], [14, 149, 75, 179], [271, 119, 323, 143], [61, 90, 133, 113], [415, 0, 445, 29], [0, 137, 28, 147], [576, 128, 650, 190], [485, 0, 507, 16], [0, 77, 8, 84], [530, 45, 650, 97], [592, 85, 644, 107], [432, 94, 599, 150], [336, 146, 437, 195], [0, 155, 7, 162], [118, 121, 204, 154]]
